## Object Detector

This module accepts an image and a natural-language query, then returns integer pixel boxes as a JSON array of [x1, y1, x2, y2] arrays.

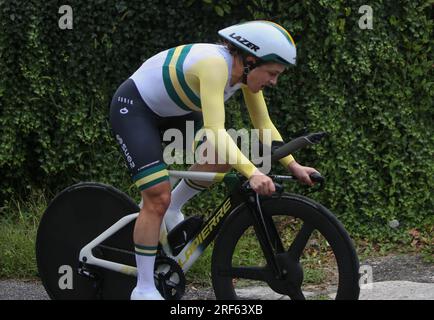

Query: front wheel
[[211, 194, 360, 300]]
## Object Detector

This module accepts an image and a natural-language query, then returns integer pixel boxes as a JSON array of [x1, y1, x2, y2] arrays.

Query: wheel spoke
[[219, 266, 269, 282], [287, 223, 314, 261], [165, 280, 177, 288]]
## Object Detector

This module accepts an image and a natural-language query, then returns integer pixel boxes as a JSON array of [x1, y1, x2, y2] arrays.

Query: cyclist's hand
[[249, 169, 275, 196], [288, 161, 319, 187]]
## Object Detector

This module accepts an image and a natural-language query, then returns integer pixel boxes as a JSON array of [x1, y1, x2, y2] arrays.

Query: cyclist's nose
[[269, 79, 277, 87]]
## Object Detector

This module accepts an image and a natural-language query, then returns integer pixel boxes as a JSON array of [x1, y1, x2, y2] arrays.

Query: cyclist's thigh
[[159, 111, 204, 152], [109, 79, 169, 191]]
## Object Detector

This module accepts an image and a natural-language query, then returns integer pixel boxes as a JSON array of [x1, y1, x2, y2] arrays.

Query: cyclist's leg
[[165, 139, 232, 229], [110, 79, 169, 300], [188, 133, 233, 188], [132, 181, 171, 300], [164, 160, 231, 231], [160, 113, 232, 229]]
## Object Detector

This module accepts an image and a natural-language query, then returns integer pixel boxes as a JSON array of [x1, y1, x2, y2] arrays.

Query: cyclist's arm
[[241, 87, 295, 167], [189, 57, 257, 178]]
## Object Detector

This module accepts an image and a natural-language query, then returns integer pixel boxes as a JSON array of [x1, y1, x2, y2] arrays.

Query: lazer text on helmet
[[228, 33, 260, 52]]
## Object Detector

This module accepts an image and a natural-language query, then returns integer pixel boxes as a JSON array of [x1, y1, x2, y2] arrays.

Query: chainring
[[154, 256, 186, 300]]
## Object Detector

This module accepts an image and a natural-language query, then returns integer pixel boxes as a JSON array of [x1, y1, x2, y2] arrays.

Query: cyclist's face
[[247, 62, 285, 93]]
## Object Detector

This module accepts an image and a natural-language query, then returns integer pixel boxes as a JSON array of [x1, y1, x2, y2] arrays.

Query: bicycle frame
[[78, 170, 246, 277], [78, 131, 328, 280]]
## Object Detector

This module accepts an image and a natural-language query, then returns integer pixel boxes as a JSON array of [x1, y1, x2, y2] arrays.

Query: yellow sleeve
[[241, 86, 295, 167], [188, 57, 257, 178]]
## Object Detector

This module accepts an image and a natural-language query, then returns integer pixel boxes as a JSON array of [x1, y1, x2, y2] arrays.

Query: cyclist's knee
[[192, 160, 231, 172], [140, 182, 171, 217], [214, 163, 232, 172], [198, 163, 231, 173]]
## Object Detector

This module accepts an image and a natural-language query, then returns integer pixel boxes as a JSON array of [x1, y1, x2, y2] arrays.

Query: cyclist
[[109, 21, 319, 300]]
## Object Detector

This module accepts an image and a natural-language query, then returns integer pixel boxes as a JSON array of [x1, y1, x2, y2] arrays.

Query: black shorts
[[109, 79, 203, 191]]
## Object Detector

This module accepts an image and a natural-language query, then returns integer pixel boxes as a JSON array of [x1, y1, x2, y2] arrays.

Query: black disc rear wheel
[[211, 194, 360, 300], [36, 182, 140, 299]]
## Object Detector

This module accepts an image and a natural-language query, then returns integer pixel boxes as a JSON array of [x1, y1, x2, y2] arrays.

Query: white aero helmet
[[218, 20, 297, 66]]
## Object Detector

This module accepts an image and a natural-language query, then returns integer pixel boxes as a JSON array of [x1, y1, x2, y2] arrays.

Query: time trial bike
[[36, 132, 360, 300]]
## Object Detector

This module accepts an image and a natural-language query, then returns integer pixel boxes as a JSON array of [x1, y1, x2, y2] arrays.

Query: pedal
[[167, 216, 203, 256]]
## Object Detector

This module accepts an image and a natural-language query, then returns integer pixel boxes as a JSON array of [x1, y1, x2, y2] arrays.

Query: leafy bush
[[0, 0, 432, 240]]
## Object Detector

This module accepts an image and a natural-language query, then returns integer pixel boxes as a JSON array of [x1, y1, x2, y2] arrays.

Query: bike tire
[[36, 182, 140, 300], [211, 194, 360, 300]]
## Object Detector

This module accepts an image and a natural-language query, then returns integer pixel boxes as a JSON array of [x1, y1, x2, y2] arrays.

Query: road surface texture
[[1, 254, 432, 300]]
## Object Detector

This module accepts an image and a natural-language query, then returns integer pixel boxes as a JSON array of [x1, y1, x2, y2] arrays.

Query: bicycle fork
[[245, 193, 286, 279], [244, 189, 308, 299]]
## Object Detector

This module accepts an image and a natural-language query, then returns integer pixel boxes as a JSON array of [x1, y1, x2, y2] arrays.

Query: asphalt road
[[1, 254, 433, 300]]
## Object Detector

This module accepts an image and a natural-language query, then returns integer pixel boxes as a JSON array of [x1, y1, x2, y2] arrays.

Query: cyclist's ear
[[245, 56, 258, 66]]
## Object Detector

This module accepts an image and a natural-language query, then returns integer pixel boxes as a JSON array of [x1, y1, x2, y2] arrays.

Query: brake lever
[[306, 172, 325, 193], [310, 172, 325, 184]]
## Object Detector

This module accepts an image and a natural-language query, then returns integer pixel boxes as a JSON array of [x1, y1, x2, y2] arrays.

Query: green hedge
[[0, 0, 432, 239], [0, 0, 251, 195]]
